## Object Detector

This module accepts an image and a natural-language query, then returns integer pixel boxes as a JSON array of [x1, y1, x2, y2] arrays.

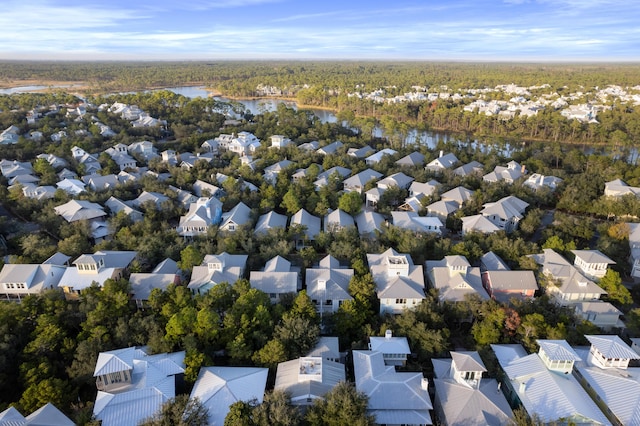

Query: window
[[395, 298, 407, 304]]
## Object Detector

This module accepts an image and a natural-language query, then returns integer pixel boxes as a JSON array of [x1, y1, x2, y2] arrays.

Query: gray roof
[[343, 169, 383, 189], [585, 335, 640, 360], [571, 250, 616, 265], [275, 357, 345, 402], [462, 214, 501, 234], [250, 256, 298, 294], [130, 273, 177, 300], [307, 337, 340, 360], [306, 267, 353, 301], [453, 161, 484, 176], [324, 209, 355, 232], [441, 186, 474, 206], [25, 403, 75, 426], [353, 351, 432, 425], [395, 151, 425, 167], [480, 251, 510, 271], [220, 202, 251, 230], [54, 199, 106, 222], [254, 211, 288, 235], [484, 270, 538, 292], [355, 211, 385, 235], [291, 208, 321, 238], [377, 172, 414, 189]]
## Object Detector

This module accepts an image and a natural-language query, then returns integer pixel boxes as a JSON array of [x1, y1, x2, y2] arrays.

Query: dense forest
[[1, 86, 640, 424]]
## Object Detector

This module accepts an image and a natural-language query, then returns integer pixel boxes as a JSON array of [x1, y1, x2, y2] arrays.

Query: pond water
[[0, 84, 78, 94]]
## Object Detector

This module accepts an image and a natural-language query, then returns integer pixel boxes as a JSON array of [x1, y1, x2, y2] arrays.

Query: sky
[[1, 0, 639, 61]]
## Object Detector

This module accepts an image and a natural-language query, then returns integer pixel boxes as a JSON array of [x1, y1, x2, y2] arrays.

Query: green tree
[[598, 269, 632, 309], [305, 382, 375, 426], [337, 191, 363, 216], [140, 394, 209, 426], [179, 245, 203, 272]]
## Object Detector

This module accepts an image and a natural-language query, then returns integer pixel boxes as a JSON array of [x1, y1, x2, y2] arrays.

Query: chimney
[[385, 329, 393, 339], [421, 378, 429, 391], [519, 382, 526, 394], [521, 164, 526, 174], [439, 150, 444, 158]]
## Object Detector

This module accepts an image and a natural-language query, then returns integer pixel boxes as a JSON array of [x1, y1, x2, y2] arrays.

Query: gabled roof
[[306, 266, 354, 301], [343, 169, 383, 188], [441, 186, 474, 205], [585, 335, 640, 360], [452, 351, 487, 373], [254, 211, 288, 235], [190, 366, 268, 426], [291, 208, 321, 238], [369, 334, 411, 355], [220, 202, 251, 230], [571, 250, 616, 265], [348, 145, 375, 158], [275, 357, 345, 402], [93, 387, 169, 426], [316, 140, 344, 155], [426, 152, 458, 169], [491, 344, 609, 425], [355, 211, 385, 235], [528, 249, 606, 296], [94, 347, 136, 376], [377, 172, 414, 189], [409, 180, 440, 197], [365, 148, 397, 163], [462, 214, 501, 234], [250, 256, 298, 295], [307, 336, 340, 360], [391, 211, 443, 233], [481, 196, 528, 220], [54, 199, 106, 222], [395, 151, 425, 167], [25, 403, 74, 426], [537, 340, 582, 361], [453, 161, 484, 176], [0, 406, 26, 425], [480, 251, 510, 271], [484, 270, 538, 292], [426, 200, 459, 216], [353, 350, 432, 425], [324, 209, 355, 232]]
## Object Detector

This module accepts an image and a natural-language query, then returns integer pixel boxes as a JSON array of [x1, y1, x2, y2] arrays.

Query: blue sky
[[1, 0, 639, 61]]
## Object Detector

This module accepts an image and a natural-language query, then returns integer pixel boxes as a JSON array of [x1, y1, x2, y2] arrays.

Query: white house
[[480, 195, 528, 233], [305, 255, 354, 315], [250, 256, 299, 303], [571, 249, 615, 280], [177, 197, 223, 237], [426, 151, 458, 172], [275, 357, 345, 406], [425, 256, 488, 303], [367, 248, 425, 314], [188, 252, 248, 295]]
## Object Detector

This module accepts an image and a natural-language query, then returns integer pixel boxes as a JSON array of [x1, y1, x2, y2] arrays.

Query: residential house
[[425, 255, 487, 303], [57, 168, 77, 181], [36, 153, 68, 169], [367, 248, 426, 314], [290, 208, 321, 249], [8, 173, 39, 186], [306, 255, 354, 315], [571, 249, 615, 280], [192, 179, 221, 198], [0, 159, 33, 179], [628, 222, 640, 279], [395, 151, 425, 167], [270, 134, 292, 148], [483, 160, 524, 184], [324, 209, 355, 232], [604, 179, 640, 198], [250, 256, 299, 303], [131, 113, 165, 128], [528, 249, 607, 305], [343, 169, 383, 193], [461, 214, 501, 235], [219, 202, 252, 232], [368, 330, 411, 366], [254, 210, 288, 235], [292, 164, 322, 182], [228, 131, 261, 156], [263, 159, 294, 185], [127, 140, 157, 161], [105, 145, 137, 171], [524, 173, 563, 191], [391, 211, 443, 235], [426, 200, 459, 223], [574, 301, 624, 331], [377, 172, 414, 191], [128, 191, 169, 210], [167, 185, 198, 208], [480, 251, 510, 272], [0, 263, 66, 301], [0, 125, 20, 144], [353, 350, 433, 425], [432, 351, 513, 426], [54, 199, 106, 223], [180, 152, 213, 170], [480, 195, 529, 233], [426, 151, 459, 172], [348, 145, 375, 159], [161, 149, 178, 165], [190, 366, 268, 426], [398, 194, 427, 213], [453, 161, 484, 177], [129, 259, 180, 308], [0, 404, 74, 426], [177, 197, 223, 237], [409, 180, 440, 198], [58, 251, 137, 297], [188, 252, 248, 295], [365, 148, 397, 165], [212, 133, 234, 151], [200, 138, 218, 154], [572, 335, 640, 426], [355, 211, 385, 237], [93, 347, 185, 426], [71, 146, 101, 175], [307, 336, 341, 363], [441, 186, 475, 207], [491, 341, 609, 425], [481, 270, 538, 302], [83, 174, 119, 192], [316, 140, 344, 155], [313, 166, 351, 190], [298, 140, 320, 152], [19, 183, 56, 200], [105, 197, 143, 222], [365, 187, 385, 209], [275, 357, 345, 406]]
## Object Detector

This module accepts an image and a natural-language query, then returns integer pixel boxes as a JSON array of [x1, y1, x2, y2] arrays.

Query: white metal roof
[[93, 387, 168, 426], [25, 403, 74, 426]]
